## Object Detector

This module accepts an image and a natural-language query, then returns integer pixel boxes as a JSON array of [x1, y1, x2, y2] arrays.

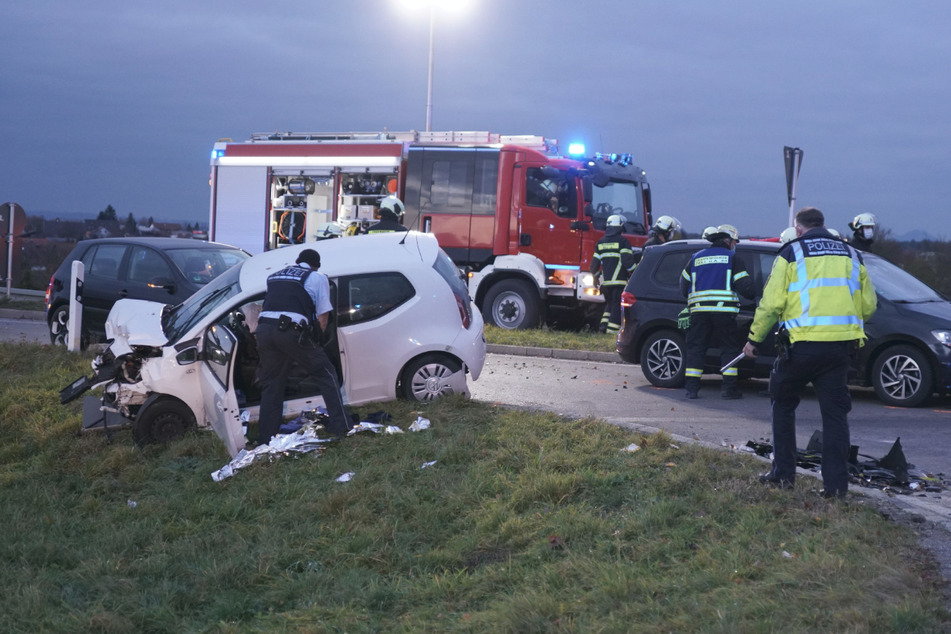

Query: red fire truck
[[208, 131, 653, 329]]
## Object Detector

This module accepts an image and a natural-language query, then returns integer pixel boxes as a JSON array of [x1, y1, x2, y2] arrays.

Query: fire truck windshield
[[589, 180, 646, 234]]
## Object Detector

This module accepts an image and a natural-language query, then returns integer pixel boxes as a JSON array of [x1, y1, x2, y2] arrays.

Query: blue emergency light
[[211, 149, 225, 160], [567, 143, 585, 157]]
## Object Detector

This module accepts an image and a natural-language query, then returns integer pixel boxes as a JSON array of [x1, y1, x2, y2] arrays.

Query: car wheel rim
[[51, 310, 68, 345], [493, 292, 525, 328], [153, 412, 187, 442], [646, 338, 682, 380], [410, 362, 455, 402], [879, 354, 922, 401]]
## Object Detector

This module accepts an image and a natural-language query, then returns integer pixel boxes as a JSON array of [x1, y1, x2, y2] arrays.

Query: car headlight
[[931, 330, 951, 347]]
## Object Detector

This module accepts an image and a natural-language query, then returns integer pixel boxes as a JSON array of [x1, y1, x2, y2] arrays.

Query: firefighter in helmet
[[367, 196, 408, 234], [679, 224, 755, 399], [779, 227, 798, 244], [590, 214, 636, 334], [644, 215, 681, 247], [847, 213, 877, 251], [701, 226, 718, 241]]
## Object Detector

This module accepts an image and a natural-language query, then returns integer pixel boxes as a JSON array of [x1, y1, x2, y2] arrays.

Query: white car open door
[[197, 323, 246, 457]]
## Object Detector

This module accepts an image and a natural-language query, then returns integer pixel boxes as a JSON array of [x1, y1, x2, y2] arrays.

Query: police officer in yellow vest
[[742, 207, 877, 499], [680, 224, 755, 399], [590, 214, 636, 334]]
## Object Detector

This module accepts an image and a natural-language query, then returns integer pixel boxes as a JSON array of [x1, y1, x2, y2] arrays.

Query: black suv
[[45, 237, 249, 346], [616, 239, 951, 407]]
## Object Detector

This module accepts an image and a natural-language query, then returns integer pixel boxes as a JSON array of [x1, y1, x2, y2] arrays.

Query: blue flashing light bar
[[567, 142, 585, 157], [211, 149, 225, 160], [545, 264, 580, 271]]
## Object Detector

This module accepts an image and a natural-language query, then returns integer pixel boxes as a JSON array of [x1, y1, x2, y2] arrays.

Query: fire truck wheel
[[483, 279, 540, 330], [132, 396, 196, 446], [640, 330, 686, 388]]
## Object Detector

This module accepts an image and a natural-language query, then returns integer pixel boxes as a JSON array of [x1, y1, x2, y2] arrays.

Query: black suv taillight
[[620, 291, 636, 308]]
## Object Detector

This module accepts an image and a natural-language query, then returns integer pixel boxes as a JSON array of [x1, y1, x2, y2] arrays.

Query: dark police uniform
[[680, 240, 754, 398], [255, 256, 350, 444], [590, 227, 635, 334], [747, 225, 877, 497]]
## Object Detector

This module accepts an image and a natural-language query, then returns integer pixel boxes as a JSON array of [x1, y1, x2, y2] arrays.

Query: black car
[[45, 237, 249, 346], [616, 239, 951, 407]]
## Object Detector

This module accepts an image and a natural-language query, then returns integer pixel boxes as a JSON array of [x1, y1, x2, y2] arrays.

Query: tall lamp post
[[425, 5, 435, 132], [400, 0, 468, 133]]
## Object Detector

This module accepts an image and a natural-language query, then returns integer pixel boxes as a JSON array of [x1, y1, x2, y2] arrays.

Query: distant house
[[84, 219, 122, 239], [154, 222, 187, 238]]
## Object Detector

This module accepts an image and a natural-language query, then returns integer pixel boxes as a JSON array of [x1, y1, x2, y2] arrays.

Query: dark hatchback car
[[45, 237, 249, 346], [616, 239, 951, 407]]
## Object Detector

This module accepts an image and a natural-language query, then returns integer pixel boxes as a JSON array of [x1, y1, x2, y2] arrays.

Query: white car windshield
[[163, 264, 244, 341]]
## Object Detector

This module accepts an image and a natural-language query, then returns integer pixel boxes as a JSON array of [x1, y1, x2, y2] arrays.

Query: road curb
[[0, 308, 45, 321], [486, 343, 621, 364]]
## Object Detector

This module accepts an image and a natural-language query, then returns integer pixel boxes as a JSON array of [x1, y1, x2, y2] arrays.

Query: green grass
[[0, 342, 948, 632], [484, 324, 618, 353], [0, 294, 46, 312]]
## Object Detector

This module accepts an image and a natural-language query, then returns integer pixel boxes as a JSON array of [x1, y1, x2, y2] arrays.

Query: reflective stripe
[[785, 242, 864, 330], [722, 367, 738, 377], [685, 368, 703, 378]]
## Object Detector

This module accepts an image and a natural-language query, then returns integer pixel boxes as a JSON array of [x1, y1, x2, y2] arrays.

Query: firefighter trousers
[[599, 285, 624, 334], [684, 311, 742, 396], [767, 340, 853, 496]]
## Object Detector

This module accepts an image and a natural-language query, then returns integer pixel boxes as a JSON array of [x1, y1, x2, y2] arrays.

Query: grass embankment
[[1, 342, 947, 631], [484, 324, 617, 353], [0, 294, 46, 312]]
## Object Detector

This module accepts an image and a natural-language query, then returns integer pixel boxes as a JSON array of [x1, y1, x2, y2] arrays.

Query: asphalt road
[[470, 351, 951, 480], [0, 314, 49, 345]]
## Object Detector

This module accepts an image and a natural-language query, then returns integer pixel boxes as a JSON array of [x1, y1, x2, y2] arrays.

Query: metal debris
[[744, 432, 948, 494]]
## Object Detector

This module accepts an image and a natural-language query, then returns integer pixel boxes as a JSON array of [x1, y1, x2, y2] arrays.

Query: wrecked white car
[[62, 232, 486, 457]]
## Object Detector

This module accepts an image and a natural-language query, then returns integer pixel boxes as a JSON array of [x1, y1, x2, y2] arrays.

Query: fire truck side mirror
[[582, 177, 593, 203], [583, 202, 595, 218]]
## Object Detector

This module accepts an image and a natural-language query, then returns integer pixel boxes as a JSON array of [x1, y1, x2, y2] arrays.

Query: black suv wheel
[[871, 345, 934, 408], [640, 330, 686, 388]]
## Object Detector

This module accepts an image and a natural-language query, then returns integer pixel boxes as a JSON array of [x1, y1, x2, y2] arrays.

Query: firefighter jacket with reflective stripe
[[262, 265, 316, 322], [679, 245, 754, 313], [366, 219, 408, 234], [590, 229, 635, 287], [748, 229, 877, 345]]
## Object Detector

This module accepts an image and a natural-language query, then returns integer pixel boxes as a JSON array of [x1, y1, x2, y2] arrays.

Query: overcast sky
[[3, 0, 950, 239]]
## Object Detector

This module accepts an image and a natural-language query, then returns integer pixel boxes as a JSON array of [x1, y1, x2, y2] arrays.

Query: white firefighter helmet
[[606, 214, 625, 228], [701, 226, 718, 240], [828, 227, 841, 238], [779, 226, 797, 244], [717, 224, 739, 241], [653, 215, 681, 236], [850, 213, 877, 230], [379, 195, 405, 219]]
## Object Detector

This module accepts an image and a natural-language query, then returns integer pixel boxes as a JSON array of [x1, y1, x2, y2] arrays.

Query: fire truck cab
[[209, 131, 652, 329]]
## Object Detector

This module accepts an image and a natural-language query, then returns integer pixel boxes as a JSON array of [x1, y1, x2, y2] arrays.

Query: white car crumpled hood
[[104, 299, 169, 356]]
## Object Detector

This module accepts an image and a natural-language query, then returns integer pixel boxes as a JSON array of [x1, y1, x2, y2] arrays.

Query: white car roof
[[237, 231, 440, 292]]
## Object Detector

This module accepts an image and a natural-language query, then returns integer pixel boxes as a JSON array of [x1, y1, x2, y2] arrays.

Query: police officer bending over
[[743, 207, 877, 499], [680, 224, 755, 399], [255, 248, 352, 444]]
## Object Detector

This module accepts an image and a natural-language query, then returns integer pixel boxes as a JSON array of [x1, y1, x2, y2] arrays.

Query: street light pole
[[425, 5, 435, 132]]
